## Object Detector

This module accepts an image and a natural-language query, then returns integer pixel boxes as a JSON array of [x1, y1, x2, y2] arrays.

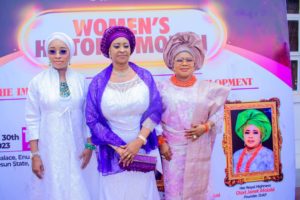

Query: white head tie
[[45, 32, 75, 57]]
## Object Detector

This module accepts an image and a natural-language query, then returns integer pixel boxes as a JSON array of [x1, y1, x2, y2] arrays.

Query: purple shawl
[[86, 62, 162, 175]]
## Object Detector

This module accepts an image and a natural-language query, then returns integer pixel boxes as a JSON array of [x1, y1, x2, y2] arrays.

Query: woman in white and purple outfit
[[85, 26, 162, 200]]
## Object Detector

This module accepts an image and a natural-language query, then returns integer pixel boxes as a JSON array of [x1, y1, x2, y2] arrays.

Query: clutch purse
[[120, 154, 157, 173]]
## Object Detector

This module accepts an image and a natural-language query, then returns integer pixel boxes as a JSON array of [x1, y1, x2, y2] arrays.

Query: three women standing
[[26, 28, 230, 200]]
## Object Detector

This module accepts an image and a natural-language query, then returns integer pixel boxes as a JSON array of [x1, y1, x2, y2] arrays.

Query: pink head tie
[[163, 32, 206, 71]]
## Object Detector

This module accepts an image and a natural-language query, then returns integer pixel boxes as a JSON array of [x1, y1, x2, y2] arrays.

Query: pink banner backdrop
[[0, 1, 294, 199]]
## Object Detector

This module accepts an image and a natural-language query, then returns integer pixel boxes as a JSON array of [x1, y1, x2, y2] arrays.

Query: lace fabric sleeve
[[209, 108, 224, 135], [82, 78, 91, 138], [25, 79, 41, 141], [142, 118, 157, 132]]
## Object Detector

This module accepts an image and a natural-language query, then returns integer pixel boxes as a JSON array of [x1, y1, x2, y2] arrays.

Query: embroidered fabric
[[209, 109, 224, 135], [85, 62, 162, 175], [25, 67, 91, 200], [101, 76, 149, 144], [157, 79, 230, 200], [99, 72, 160, 199], [142, 118, 157, 132], [107, 75, 141, 92]]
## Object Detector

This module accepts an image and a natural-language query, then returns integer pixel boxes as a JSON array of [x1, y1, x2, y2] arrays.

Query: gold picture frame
[[223, 98, 283, 186]]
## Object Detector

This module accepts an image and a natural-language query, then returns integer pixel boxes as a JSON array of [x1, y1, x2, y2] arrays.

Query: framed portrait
[[222, 98, 283, 186]]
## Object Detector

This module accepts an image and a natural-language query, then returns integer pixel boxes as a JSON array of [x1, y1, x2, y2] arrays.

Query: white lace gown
[[98, 75, 160, 200], [25, 68, 92, 200]]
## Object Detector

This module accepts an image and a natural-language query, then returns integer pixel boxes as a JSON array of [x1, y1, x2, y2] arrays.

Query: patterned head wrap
[[163, 32, 205, 70], [45, 32, 75, 57], [100, 26, 136, 58], [235, 109, 272, 142]]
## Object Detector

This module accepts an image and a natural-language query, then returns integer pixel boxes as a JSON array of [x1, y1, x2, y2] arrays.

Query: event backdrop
[[0, 0, 295, 199]]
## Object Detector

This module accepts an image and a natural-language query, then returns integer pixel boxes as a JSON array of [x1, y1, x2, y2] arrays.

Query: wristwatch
[[30, 151, 40, 159]]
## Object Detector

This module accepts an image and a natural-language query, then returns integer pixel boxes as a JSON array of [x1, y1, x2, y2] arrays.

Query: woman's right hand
[[115, 146, 126, 156], [159, 143, 172, 161], [114, 146, 132, 167], [118, 139, 144, 167], [32, 156, 44, 179]]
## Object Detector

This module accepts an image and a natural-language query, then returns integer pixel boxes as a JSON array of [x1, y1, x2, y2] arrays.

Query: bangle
[[137, 135, 147, 145], [85, 143, 96, 150], [203, 123, 210, 133], [158, 135, 166, 147], [30, 151, 40, 159]]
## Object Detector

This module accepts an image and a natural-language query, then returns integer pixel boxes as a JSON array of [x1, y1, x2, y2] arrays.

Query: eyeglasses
[[175, 58, 194, 64], [48, 49, 68, 55]]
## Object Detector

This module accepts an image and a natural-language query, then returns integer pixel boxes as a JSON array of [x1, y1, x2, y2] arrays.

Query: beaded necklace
[[60, 82, 70, 97], [170, 75, 196, 87], [236, 144, 263, 173]]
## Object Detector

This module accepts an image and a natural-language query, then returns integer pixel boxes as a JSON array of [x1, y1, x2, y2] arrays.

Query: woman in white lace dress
[[25, 32, 94, 200], [86, 26, 162, 200]]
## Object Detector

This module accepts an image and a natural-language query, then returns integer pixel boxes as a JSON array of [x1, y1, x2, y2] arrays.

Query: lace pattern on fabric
[[142, 118, 157, 132], [107, 75, 142, 92]]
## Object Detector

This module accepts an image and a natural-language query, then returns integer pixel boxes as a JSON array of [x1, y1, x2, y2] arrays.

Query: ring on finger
[[192, 135, 197, 139]]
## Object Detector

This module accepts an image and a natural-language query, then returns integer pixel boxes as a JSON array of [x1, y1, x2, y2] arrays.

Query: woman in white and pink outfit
[[157, 32, 230, 200]]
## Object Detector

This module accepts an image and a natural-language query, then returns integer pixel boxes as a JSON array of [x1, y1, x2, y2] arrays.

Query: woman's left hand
[[184, 123, 205, 141], [120, 139, 144, 167], [79, 149, 93, 169]]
